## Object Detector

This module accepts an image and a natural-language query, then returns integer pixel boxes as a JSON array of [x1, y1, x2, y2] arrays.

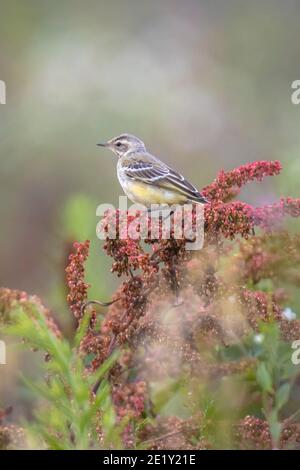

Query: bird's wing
[[123, 154, 208, 204]]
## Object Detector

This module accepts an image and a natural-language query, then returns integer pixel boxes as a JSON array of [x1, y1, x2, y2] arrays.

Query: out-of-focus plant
[[1, 160, 300, 449], [0, 292, 122, 449]]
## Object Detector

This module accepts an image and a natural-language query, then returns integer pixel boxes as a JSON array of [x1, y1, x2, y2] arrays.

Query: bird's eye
[[116, 141, 122, 147]]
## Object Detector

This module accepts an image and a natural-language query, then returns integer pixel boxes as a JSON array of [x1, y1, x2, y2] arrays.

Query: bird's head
[[97, 134, 146, 157]]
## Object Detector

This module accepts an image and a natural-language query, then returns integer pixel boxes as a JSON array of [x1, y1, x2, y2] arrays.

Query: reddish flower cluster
[[241, 288, 282, 329], [0, 288, 29, 325], [253, 197, 300, 230], [236, 416, 300, 450], [113, 381, 146, 419], [203, 160, 282, 202], [65, 240, 90, 319], [236, 416, 272, 449], [235, 231, 300, 287], [205, 201, 254, 240], [204, 197, 300, 244], [0, 287, 60, 337], [0, 424, 26, 450]]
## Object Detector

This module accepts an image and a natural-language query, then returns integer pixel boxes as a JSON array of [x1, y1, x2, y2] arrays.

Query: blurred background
[[1, 0, 300, 422]]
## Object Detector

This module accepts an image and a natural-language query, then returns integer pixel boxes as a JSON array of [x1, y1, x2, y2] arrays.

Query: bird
[[97, 133, 208, 208]]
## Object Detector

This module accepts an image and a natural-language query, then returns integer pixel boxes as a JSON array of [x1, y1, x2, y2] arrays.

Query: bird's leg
[[162, 209, 174, 222], [146, 206, 171, 234], [147, 206, 174, 222]]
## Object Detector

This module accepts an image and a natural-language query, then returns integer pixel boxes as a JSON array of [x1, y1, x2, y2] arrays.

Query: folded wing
[[123, 155, 208, 204]]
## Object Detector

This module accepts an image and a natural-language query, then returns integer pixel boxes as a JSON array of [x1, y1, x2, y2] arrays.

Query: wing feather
[[123, 156, 208, 203]]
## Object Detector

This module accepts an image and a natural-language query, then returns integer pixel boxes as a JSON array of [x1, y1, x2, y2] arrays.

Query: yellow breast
[[122, 180, 187, 206]]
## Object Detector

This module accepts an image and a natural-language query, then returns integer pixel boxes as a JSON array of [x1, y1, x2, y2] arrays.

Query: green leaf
[[74, 311, 91, 349], [256, 362, 273, 393], [275, 383, 290, 411], [90, 350, 119, 386]]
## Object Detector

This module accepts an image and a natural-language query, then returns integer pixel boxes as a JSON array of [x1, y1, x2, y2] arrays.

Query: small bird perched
[[97, 134, 208, 207]]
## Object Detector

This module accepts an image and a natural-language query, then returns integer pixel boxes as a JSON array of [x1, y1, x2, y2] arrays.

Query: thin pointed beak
[[97, 142, 107, 147]]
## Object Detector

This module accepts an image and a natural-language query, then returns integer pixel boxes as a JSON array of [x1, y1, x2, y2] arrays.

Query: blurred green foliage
[[2, 303, 122, 449]]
